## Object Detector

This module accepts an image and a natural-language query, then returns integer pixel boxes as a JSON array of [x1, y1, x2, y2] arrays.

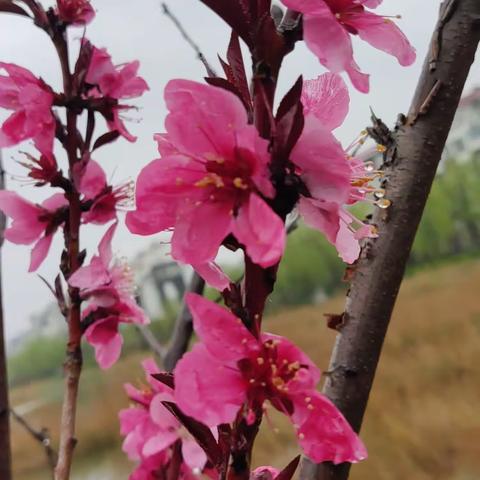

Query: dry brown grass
[[11, 260, 480, 479]]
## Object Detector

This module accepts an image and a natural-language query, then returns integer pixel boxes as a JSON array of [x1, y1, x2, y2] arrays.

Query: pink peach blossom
[[20, 152, 58, 186], [280, 0, 415, 92], [173, 294, 366, 464], [127, 79, 285, 275], [0, 63, 55, 154], [85, 45, 149, 141], [69, 223, 147, 368], [252, 467, 280, 480], [120, 359, 209, 477], [0, 190, 67, 271], [56, 0, 95, 25], [294, 74, 377, 263], [77, 159, 132, 225]]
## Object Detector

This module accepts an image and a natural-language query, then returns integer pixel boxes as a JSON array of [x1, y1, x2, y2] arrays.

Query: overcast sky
[[1, 0, 479, 344]]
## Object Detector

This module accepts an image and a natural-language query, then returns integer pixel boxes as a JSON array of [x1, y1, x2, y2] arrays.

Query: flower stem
[[52, 28, 84, 480]]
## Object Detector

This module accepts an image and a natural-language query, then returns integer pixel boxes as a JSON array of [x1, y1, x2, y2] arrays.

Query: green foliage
[[8, 336, 68, 387], [412, 154, 480, 263], [8, 314, 176, 387], [269, 226, 346, 309]]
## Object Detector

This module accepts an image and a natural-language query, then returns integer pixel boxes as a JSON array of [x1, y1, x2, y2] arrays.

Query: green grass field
[[10, 260, 480, 480]]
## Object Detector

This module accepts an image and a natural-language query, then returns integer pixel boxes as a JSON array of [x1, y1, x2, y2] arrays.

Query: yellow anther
[[194, 173, 224, 188], [288, 361, 300, 371], [233, 177, 248, 190], [257, 357, 265, 365], [272, 376, 285, 389], [376, 144, 387, 153], [204, 153, 225, 164]]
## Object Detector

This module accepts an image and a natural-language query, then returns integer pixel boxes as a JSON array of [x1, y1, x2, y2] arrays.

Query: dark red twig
[[300, 1, 480, 479], [51, 21, 84, 480]]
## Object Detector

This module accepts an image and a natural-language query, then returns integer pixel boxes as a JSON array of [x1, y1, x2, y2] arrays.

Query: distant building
[[131, 241, 189, 320], [444, 87, 480, 161]]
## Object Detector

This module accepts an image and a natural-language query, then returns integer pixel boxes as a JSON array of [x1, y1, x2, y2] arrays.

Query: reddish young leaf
[[276, 455, 301, 480], [73, 40, 93, 94], [151, 372, 175, 389], [274, 76, 304, 160], [219, 55, 236, 86], [162, 401, 223, 471], [92, 131, 121, 151], [226, 32, 251, 108], [199, 0, 251, 47], [205, 77, 250, 112]]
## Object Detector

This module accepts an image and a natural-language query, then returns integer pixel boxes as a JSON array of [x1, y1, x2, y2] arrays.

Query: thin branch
[[135, 324, 168, 360], [163, 273, 205, 372], [161, 2, 217, 77], [53, 29, 83, 480], [0, 151, 12, 480], [299, 1, 480, 479], [10, 408, 57, 478]]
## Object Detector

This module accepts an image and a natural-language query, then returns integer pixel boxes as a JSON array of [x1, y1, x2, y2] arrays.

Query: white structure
[[444, 87, 480, 161], [131, 241, 190, 320]]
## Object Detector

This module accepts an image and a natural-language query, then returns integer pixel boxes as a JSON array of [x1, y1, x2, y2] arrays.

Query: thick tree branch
[[300, 1, 480, 479], [0, 152, 12, 480], [163, 273, 205, 372], [10, 408, 57, 478]]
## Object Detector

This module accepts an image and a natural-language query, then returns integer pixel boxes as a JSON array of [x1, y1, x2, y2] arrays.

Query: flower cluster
[[174, 294, 367, 464], [126, 79, 285, 280], [0, 1, 149, 369], [281, 0, 416, 92], [120, 1, 416, 477], [0, 1, 417, 478], [119, 359, 210, 477]]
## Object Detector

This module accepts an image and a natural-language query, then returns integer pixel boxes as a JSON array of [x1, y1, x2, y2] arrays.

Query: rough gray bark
[[300, 1, 480, 479], [0, 151, 12, 480]]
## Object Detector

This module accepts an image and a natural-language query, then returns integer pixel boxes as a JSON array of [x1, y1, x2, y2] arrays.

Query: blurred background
[[1, 1, 480, 479]]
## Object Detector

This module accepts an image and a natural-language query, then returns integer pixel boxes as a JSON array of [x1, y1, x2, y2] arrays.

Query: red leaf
[[199, 0, 251, 47], [219, 55, 236, 85], [92, 130, 120, 151], [162, 401, 223, 470], [205, 77, 250, 112], [74, 40, 93, 94], [226, 31, 251, 109], [276, 456, 301, 480], [274, 76, 304, 160], [151, 372, 175, 389]]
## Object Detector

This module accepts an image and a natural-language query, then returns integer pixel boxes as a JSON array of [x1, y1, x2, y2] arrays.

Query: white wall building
[[444, 87, 480, 161]]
